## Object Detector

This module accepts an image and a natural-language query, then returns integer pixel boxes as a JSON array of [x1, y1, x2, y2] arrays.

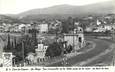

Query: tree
[[67, 17, 74, 31], [14, 37, 17, 48], [62, 21, 69, 33], [12, 35, 36, 64], [79, 19, 89, 31], [4, 34, 12, 52], [45, 42, 62, 57], [66, 45, 73, 53], [62, 17, 75, 33], [28, 28, 38, 47], [21, 35, 36, 57]]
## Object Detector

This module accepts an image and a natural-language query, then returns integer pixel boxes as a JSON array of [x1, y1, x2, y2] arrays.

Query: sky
[[0, 0, 113, 14]]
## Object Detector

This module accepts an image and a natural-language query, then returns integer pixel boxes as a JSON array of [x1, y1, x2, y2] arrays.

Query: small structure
[[2, 52, 13, 67], [26, 52, 36, 65]]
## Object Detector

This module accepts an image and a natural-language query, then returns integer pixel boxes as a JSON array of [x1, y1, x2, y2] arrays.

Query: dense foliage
[[45, 42, 62, 57]]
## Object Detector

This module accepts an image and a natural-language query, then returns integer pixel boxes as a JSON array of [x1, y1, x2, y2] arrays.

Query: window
[[79, 37, 82, 43]]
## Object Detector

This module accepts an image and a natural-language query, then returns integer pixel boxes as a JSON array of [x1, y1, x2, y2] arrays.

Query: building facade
[[63, 27, 85, 51], [35, 44, 48, 62], [39, 24, 48, 33]]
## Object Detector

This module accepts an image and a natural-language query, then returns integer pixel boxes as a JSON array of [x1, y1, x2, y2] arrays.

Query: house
[[35, 44, 48, 62], [9, 24, 20, 32], [63, 27, 85, 51], [0, 25, 5, 32], [93, 26, 106, 32], [18, 24, 26, 30], [4, 24, 11, 32], [96, 19, 101, 25], [26, 43, 48, 64], [39, 23, 48, 33], [104, 24, 115, 30], [85, 27, 93, 32], [26, 52, 36, 64], [104, 25, 112, 30], [74, 22, 79, 25], [94, 24, 115, 32]]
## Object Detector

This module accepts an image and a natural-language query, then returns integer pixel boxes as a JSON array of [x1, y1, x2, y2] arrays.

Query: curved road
[[48, 37, 114, 66]]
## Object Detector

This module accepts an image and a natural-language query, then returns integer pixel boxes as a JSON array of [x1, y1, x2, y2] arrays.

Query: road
[[47, 37, 114, 66]]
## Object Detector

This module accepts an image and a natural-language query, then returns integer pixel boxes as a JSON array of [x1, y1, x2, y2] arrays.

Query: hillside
[[18, 1, 115, 18], [0, 15, 21, 24]]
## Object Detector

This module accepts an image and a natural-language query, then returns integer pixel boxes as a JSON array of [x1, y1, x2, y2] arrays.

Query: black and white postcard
[[0, 0, 115, 72]]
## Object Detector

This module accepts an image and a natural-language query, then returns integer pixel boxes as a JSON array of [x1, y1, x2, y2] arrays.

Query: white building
[[104, 25, 112, 30], [26, 52, 36, 64], [74, 22, 79, 25], [96, 19, 101, 25], [93, 27, 106, 32], [85, 27, 93, 32], [35, 44, 48, 62], [94, 24, 115, 32], [103, 24, 115, 30], [39, 24, 48, 33], [18, 24, 26, 30], [63, 27, 85, 51]]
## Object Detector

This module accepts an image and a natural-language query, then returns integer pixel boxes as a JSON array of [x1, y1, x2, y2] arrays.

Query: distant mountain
[[18, 1, 115, 18], [2, 1, 114, 22]]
